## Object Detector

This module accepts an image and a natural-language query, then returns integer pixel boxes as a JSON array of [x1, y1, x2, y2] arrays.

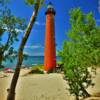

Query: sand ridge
[[0, 68, 100, 100]]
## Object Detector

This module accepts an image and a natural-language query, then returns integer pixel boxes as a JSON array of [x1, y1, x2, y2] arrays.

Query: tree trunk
[[0, 53, 3, 68], [0, 29, 11, 68], [80, 83, 91, 98], [0, 56, 2, 66], [7, 1, 40, 100], [75, 95, 79, 100]]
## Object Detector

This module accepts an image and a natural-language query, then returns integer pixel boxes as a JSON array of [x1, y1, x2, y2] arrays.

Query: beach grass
[[29, 64, 44, 74]]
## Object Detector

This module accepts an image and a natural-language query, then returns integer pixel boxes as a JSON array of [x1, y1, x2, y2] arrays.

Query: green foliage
[[29, 65, 44, 74], [0, 0, 9, 6], [32, 64, 43, 69], [25, 0, 45, 6], [0, 2, 26, 65], [60, 8, 100, 100], [25, 0, 35, 5]]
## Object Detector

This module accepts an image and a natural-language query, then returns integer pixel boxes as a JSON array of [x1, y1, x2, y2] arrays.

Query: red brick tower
[[44, 2, 56, 72]]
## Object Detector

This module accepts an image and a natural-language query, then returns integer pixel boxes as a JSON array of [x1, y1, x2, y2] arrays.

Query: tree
[[7, 0, 45, 100], [0, 1, 26, 68], [59, 8, 100, 100]]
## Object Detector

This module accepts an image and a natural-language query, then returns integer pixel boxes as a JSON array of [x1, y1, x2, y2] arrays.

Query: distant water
[[3, 56, 61, 68]]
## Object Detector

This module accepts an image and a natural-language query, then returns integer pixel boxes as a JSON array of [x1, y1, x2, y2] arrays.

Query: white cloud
[[35, 21, 45, 26], [24, 45, 44, 49], [98, 7, 100, 13], [96, 19, 100, 22], [23, 51, 30, 55], [98, 0, 100, 13], [31, 52, 44, 56], [23, 51, 44, 56]]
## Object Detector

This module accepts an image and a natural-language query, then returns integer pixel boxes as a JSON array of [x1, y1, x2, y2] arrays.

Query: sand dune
[[0, 68, 100, 100]]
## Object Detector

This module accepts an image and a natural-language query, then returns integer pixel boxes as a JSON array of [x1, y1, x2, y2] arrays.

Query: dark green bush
[[29, 66, 44, 74]]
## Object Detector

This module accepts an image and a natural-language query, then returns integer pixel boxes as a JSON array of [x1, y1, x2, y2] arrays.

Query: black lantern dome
[[45, 2, 56, 15]]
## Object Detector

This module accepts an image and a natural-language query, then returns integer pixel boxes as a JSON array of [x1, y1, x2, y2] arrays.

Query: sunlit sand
[[0, 68, 100, 100]]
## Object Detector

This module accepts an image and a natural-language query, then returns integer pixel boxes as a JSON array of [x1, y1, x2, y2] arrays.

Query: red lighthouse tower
[[44, 2, 56, 72]]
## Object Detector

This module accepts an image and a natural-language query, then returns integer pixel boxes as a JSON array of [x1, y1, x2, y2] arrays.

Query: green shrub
[[60, 8, 100, 100], [29, 65, 44, 74]]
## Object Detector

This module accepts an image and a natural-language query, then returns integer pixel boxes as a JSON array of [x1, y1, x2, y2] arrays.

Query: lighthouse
[[44, 2, 56, 72]]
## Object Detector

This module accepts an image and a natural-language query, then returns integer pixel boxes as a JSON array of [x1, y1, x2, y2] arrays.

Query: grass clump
[[29, 64, 44, 74]]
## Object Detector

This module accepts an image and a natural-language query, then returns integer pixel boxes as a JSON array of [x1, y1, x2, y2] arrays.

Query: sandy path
[[16, 74, 70, 100], [0, 68, 100, 100], [0, 69, 71, 100]]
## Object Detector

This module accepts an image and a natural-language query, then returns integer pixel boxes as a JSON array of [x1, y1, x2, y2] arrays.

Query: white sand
[[0, 68, 100, 100], [0, 69, 71, 100]]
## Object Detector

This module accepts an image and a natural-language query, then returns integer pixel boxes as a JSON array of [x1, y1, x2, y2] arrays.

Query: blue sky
[[6, 0, 100, 56]]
